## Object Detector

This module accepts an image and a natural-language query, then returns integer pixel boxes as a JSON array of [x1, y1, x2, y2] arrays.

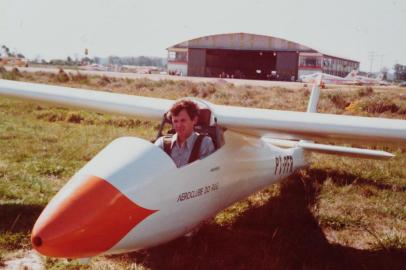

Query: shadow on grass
[[307, 168, 406, 192], [0, 203, 43, 233], [0, 204, 44, 251], [120, 169, 405, 270]]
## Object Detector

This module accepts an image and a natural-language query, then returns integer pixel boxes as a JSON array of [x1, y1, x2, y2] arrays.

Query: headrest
[[164, 112, 172, 124], [197, 108, 211, 127]]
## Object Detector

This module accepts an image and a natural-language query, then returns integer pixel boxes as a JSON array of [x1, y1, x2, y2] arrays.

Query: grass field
[[0, 69, 405, 269]]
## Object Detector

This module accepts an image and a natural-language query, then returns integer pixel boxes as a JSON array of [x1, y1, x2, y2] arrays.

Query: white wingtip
[[315, 74, 323, 86]]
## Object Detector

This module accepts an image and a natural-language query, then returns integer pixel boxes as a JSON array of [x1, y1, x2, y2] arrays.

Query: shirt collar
[[172, 132, 197, 149]]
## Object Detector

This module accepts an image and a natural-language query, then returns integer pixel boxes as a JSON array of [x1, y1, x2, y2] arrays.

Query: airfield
[[6, 65, 309, 89], [0, 67, 405, 269]]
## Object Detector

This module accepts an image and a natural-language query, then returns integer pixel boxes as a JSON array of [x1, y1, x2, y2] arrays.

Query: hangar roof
[[168, 32, 316, 52]]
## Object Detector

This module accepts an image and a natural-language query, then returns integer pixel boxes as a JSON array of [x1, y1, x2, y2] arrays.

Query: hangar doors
[[188, 48, 206, 77], [188, 49, 298, 81], [275, 52, 299, 81], [204, 49, 277, 80]]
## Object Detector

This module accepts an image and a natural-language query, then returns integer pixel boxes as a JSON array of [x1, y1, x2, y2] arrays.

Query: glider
[[0, 78, 405, 258]]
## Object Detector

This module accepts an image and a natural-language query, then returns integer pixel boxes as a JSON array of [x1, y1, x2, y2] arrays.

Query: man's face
[[171, 109, 197, 141]]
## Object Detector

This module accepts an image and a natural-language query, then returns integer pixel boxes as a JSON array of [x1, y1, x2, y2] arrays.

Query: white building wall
[[167, 62, 188, 76]]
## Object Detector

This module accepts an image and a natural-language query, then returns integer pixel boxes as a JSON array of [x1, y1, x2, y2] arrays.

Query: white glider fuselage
[[31, 130, 307, 258], [2, 78, 404, 259]]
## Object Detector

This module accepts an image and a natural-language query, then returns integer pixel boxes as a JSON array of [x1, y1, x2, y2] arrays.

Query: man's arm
[[200, 136, 215, 159]]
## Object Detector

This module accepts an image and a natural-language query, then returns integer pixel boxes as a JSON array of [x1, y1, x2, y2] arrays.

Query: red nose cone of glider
[[31, 175, 157, 258]]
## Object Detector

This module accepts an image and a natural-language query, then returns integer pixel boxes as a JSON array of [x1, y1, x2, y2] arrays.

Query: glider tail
[[300, 76, 322, 145], [284, 75, 394, 160], [345, 70, 358, 79], [263, 138, 394, 160], [306, 74, 322, 113]]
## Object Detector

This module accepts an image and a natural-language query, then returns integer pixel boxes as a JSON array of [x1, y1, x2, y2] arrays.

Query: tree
[[1, 45, 10, 56], [380, 67, 388, 80]]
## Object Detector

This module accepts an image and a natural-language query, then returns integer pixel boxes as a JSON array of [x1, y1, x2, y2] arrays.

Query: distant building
[[167, 33, 359, 81], [0, 56, 28, 67], [394, 64, 406, 81]]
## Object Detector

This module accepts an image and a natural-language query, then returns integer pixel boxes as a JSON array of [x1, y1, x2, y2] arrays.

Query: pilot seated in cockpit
[[154, 99, 215, 168]]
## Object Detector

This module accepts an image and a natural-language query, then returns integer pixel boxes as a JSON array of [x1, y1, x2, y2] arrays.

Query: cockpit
[[154, 98, 225, 165]]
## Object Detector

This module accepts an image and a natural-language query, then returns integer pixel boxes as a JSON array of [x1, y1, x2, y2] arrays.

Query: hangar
[[167, 33, 359, 81]]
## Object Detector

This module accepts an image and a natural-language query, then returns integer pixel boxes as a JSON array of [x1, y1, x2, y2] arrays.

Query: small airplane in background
[[300, 72, 357, 85], [0, 76, 405, 259], [81, 64, 108, 72], [300, 70, 390, 86], [346, 70, 391, 86]]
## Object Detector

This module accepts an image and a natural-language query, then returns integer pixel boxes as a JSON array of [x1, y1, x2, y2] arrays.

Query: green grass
[[0, 72, 405, 269], [0, 94, 158, 266]]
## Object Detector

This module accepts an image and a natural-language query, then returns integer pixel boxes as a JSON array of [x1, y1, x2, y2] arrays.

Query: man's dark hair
[[169, 99, 199, 120]]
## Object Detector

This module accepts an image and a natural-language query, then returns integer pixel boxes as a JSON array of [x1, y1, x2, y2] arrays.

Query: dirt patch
[[3, 250, 43, 270]]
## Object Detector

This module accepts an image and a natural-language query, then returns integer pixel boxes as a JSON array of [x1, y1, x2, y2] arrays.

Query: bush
[[189, 83, 217, 98], [56, 68, 69, 83], [97, 75, 111, 86], [1, 68, 21, 81], [345, 101, 363, 113], [346, 98, 401, 114], [0, 66, 6, 74], [11, 67, 20, 75], [36, 111, 66, 122], [66, 112, 84, 123], [71, 72, 89, 84], [302, 88, 310, 97], [327, 92, 349, 109], [365, 99, 399, 114], [357, 87, 374, 97], [397, 107, 406, 115]]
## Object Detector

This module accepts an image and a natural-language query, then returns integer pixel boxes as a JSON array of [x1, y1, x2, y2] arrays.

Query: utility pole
[[379, 54, 384, 71], [368, 51, 375, 75], [368, 52, 384, 75]]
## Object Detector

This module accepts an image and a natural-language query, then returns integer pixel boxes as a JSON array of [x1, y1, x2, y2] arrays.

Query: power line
[[368, 52, 384, 74]]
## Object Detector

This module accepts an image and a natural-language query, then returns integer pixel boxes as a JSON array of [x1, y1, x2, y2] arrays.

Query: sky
[[0, 0, 405, 72]]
